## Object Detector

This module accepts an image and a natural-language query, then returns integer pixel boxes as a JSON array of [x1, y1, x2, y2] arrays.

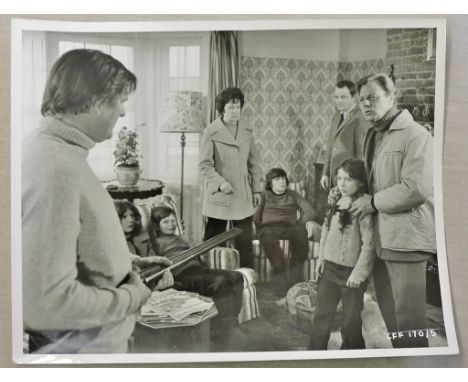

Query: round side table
[[102, 179, 164, 203]]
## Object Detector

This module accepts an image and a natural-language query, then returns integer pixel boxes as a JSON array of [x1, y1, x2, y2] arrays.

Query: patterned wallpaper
[[240, 56, 385, 202], [338, 59, 386, 86]]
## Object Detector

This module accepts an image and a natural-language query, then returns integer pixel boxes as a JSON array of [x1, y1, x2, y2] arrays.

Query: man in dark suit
[[320, 80, 370, 189]]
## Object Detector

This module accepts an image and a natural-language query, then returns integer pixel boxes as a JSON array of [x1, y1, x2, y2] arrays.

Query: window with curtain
[[157, 43, 203, 186], [149, 36, 208, 245], [58, 41, 136, 181], [24, 32, 208, 186]]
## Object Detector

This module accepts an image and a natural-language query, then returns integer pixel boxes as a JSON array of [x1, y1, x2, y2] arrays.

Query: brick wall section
[[386, 28, 436, 131]]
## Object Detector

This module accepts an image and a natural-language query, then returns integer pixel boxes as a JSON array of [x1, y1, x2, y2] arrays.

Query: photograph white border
[[10, 16, 458, 364]]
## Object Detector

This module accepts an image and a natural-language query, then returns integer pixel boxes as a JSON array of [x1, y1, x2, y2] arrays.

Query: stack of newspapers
[[138, 288, 215, 328]]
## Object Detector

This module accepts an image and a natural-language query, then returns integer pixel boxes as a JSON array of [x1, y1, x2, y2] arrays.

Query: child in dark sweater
[[253, 168, 316, 295]]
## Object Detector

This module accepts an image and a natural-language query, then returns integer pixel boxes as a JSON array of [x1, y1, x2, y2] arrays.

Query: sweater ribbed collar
[[39, 116, 96, 151], [372, 106, 401, 132]]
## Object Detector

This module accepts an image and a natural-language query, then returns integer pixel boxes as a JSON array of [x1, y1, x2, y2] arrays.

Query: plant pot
[[114, 165, 141, 186]]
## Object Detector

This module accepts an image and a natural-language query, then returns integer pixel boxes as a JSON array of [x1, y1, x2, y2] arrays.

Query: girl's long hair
[[324, 158, 368, 232], [113, 200, 142, 238]]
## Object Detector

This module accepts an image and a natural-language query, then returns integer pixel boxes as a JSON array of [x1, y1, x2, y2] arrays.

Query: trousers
[[309, 263, 367, 350], [373, 257, 429, 348], [258, 224, 308, 286], [203, 216, 254, 268], [175, 264, 244, 322]]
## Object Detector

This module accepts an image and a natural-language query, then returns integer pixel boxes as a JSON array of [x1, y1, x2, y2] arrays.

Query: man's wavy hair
[[114, 200, 142, 238], [357, 73, 396, 97], [41, 49, 137, 116]]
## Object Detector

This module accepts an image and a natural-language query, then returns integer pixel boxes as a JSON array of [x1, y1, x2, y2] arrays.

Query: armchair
[[252, 180, 322, 283], [133, 194, 260, 323]]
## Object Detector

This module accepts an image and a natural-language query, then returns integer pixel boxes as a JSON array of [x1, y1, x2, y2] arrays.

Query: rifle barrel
[[141, 227, 242, 283]]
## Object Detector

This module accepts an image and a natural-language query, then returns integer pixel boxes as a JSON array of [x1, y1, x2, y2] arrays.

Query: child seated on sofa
[[253, 168, 316, 296], [114, 200, 248, 351], [114, 200, 173, 275]]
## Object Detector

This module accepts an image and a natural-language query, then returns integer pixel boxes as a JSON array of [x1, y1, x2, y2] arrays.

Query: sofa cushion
[[203, 247, 240, 270]]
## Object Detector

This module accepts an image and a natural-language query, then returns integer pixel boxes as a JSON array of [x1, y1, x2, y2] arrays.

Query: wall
[[239, 56, 383, 205], [239, 30, 341, 61], [338, 29, 387, 61], [239, 29, 387, 62], [385, 28, 436, 130], [239, 28, 436, 206]]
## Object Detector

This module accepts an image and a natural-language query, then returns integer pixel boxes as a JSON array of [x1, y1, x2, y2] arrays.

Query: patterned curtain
[[208, 31, 240, 123]]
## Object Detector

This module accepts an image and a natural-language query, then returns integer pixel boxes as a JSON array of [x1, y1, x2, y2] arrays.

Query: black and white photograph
[[10, 17, 458, 364]]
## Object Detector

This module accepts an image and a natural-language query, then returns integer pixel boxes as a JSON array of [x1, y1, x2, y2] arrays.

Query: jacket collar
[[364, 108, 414, 185], [364, 108, 413, 145], [343, 103, 358, 121], [210, 117, 252, 147], [388, 109, 414, 131], [334, 104, 359, 137]]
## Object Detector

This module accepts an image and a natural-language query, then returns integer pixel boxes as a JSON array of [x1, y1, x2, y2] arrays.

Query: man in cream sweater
[[22, 49, 172, 354]]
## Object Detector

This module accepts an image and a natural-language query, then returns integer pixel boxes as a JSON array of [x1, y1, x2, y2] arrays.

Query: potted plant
[[113, 125, 144, 186]]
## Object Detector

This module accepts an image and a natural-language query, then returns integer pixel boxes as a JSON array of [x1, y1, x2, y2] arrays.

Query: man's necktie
[[338, 112, 344, 127]]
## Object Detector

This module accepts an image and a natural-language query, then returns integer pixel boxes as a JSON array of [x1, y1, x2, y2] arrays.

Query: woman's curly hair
[[215, 87, 245, 115]]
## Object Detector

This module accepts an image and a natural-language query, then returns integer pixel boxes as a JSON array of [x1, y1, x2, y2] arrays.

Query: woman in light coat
[[199, 87, 262, 268]]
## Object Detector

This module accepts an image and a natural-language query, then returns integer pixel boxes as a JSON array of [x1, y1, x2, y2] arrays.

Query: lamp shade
[[161, 91, 204, 133]]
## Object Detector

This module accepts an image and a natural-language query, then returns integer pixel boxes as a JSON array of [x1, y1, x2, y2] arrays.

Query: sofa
[[132, 194, 260, 324]]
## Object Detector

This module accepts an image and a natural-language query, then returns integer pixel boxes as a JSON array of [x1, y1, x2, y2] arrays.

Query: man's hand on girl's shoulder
[[350, 194, 374, 220]]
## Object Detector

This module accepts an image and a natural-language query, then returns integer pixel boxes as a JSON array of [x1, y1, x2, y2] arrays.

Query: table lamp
[[161, 91, 204, 220]]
